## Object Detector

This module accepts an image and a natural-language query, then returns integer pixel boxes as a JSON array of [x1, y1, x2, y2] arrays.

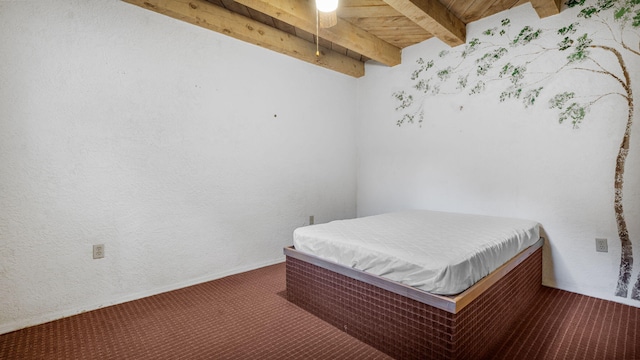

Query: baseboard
[[541, 282, 640, 308], [0, 257, 285, 335]]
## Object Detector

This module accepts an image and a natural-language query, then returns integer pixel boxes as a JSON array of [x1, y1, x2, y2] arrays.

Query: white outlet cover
[[595, 238, 608, 252], [93, 244, 105, 259]]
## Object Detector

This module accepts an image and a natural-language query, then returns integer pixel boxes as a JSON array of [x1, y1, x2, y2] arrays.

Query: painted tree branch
[[393, 0, 640, 300], [622, 42, 640, 55]]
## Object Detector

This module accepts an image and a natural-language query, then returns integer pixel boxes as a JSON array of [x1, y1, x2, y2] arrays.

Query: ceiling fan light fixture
[[315, 0, 338, 13]]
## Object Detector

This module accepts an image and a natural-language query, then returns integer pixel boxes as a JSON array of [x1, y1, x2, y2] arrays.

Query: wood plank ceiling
[[123, 0, 562, 77]]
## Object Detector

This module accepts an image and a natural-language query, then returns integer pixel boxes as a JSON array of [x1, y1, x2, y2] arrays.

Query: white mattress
[[292, 210, 540, 295]]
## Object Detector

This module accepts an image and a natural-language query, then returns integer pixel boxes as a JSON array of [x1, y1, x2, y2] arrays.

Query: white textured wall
[[357, 4, 640, 307], [0, 1, 357, 333]]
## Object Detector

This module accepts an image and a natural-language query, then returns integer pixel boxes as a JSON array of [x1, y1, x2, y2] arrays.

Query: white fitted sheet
[[293, 210, 540, 295]]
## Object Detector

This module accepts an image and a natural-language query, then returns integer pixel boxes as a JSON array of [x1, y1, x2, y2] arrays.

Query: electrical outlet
[[309, 215, 315, 225], [595, 238, 608, 253], [93, 244, 105, 259]]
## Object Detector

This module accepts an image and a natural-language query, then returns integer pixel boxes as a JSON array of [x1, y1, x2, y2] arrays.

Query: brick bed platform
[[285, 246, 543, 359]]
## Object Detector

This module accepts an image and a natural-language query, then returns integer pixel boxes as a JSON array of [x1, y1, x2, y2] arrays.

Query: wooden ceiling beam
[[339, 5, 403, 18], [529, 0, 562, 18], [234, 0, 402, 66], [122, 0, 364, 77], [382, 0, 466, 47]]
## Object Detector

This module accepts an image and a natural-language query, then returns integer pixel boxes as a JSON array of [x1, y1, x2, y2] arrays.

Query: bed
[[284, 210, 544, 360]]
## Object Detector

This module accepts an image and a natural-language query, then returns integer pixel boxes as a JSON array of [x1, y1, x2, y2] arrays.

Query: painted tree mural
[[393, 0, 640, 299]]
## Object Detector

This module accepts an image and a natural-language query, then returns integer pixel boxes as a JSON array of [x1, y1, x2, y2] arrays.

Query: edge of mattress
[[284, 237, 544, 314]]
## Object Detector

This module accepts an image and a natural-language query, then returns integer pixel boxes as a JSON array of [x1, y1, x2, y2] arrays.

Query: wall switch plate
[[93, 244, 105, 259], [595, 238, 608, 253], [309, 215, 315, 225]]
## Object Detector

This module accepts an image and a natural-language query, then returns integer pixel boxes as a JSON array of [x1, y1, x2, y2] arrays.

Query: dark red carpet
[[487, 286, 639, 360], [0, 263, 638, 359]]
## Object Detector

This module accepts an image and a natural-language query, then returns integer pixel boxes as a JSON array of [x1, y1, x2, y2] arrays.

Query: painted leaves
[[392, 13, 602, 128], [392, 0, 640, 301]]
